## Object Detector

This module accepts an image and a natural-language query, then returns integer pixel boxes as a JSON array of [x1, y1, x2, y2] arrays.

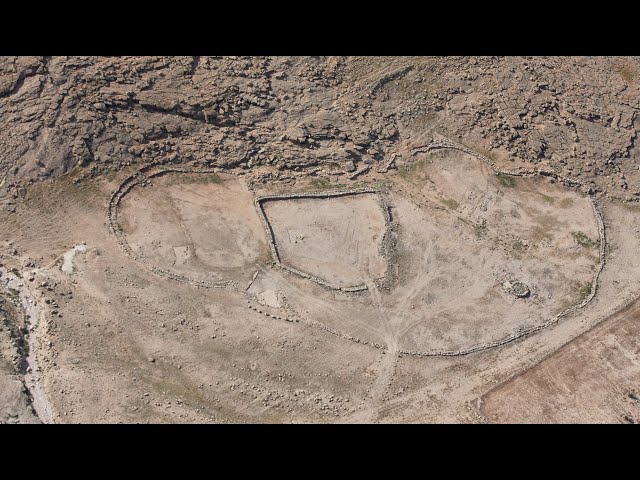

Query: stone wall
[[106, 140, 609, 358], [398, 138, 609, 357], [254, 188, 395, 292], [107, 165, 236, 289]]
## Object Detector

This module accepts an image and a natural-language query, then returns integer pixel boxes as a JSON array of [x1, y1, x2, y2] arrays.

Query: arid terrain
[[1, 56, 640, 423]]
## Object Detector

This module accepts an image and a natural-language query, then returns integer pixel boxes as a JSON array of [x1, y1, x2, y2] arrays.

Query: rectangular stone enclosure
[[259, 191, 389, 289]]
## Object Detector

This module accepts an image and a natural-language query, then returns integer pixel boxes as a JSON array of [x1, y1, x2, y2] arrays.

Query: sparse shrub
[[616, 63, 635, 84], [310, 177, 331, 190], [473, 222, 486, 238], [572, 231, 598, 248], [440, 198, 459, 210], [578, 283, 592, 302], [513, 239, 526, 252], [457, 217, 486, 238], [539, 193, 555, 204], [397, 165, 413, 180], [496, 173, 516, 188], [209, 173, 223, 184]]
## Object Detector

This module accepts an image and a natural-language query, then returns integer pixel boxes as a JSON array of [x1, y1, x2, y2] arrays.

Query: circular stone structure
[[502, 281, 530, 298]]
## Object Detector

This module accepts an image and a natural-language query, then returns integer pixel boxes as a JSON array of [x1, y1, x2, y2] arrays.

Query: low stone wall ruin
[[107, 165, 236, 289], [398, 138, 608, 357], [254, 189, 396, 293], [106, 140, 609, 358]]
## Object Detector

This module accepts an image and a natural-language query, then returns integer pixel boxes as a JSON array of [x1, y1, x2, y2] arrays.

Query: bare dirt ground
[[480, 298, 640, 424], [244, 147, 602, 357], [389, 147, 600, 352], [2, 56, 640, 424], [119, 172, 270, 285], [262, 193, 387, 287]]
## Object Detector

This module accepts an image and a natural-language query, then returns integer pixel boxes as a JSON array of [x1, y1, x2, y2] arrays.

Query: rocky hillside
[[1, 56, 639, 211]]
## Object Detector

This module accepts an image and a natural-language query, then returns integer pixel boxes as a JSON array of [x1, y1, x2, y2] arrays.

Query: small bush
[[473, 223, 486, 238], [440, 198, 459, 210], [513, 239, 526, 252], [310, 177, 331, 190], [578, 283, 592, 302], [496, 173, 516, 188], [572, 231, 598, 248]]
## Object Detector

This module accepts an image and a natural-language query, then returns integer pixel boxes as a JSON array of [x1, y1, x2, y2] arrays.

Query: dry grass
[[513, 239, 526, 252], [538, 193, 555, 204], [397, 162, 419, 182], [530, 225, 554, 243], [309, 177, 332, 190], [395, 159, 432, 187], [457, 216, 486, 238], [577, 282, 593, 303], [165, 173, 224, 186], [510, 239, 527, 260], [572, 231, 599, 248], [496, 173, 516, 188], [621, 200, 640, 213], [615, 60, 636, 84], [559, 198, 574, 209], [459, 141, 501, 164], [440, 198, 459, 210]]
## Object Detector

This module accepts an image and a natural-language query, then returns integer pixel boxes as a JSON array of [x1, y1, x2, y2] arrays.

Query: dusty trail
[[343, 281, 399, 423]]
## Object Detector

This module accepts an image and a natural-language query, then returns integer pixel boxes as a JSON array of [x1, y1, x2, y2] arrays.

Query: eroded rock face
[[0, 280, 40, 424], [1, 56, 640, 212]]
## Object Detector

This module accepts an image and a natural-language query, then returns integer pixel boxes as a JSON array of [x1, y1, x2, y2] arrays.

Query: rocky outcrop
[[3, 56, 640, 212]]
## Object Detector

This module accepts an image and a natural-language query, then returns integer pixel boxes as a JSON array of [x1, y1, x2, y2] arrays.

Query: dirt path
[[343, 281, 399, 423], [345, 346, 398, 423]]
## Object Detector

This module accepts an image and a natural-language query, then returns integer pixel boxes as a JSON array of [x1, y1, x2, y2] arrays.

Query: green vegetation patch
[[577, 282, 593, 303], [309, 177, 332, 190], [496, 172, 516, 188], [572, 231, 599, 248]]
